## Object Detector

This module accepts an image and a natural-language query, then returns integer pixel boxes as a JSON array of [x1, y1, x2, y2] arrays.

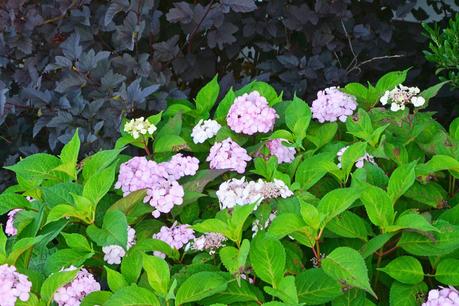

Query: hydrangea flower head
[[423, 286, 459, 306], [311, 87, 357, 123], [124, 117, 157, 139], [161, 154, 200, 180], [380, 84, 425, 112], [337, 146, 375, 169], [0, 264, 32, 306], [189, 233, 227, 255], [53, 266, 100, 306], [266, 139, 296, 164], [227, 91, 278, 135], [207, 138, 251, 174], [153, 223, 195, 257], [5, 209, 22, 236], [191, 119, 221, 143], [102, 226, 136, 265]]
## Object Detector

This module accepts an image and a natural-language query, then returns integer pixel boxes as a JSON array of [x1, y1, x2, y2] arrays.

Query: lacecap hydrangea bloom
[[266, 139, 296, 164], [115, 154, 199, 218], [102, 226, 136, 265], [191, 119, 221, 144], [423, 286, 459, 306], [227, 91, 278, 135], [124, 117, 157, 139], [189, 233, 227, 255], [53, 266, 100, 306], [5, 209, 22, 236], [311, 87, 357, 123], [153, 223, 195, 258], [337, 146, 375, 169], [207, 138, 251, 174], [0, 264, 32, 306], [217, 177, 293, 210], [380, 84, 425, 112]]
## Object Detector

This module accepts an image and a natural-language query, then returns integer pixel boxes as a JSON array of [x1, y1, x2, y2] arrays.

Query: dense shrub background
[[0, 0, 458, 190]]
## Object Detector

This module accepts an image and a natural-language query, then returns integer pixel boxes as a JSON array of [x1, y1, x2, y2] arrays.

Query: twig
[[183, 0, 216, 53], [41, 0, 78, 25], [347, 54, 406, 75]]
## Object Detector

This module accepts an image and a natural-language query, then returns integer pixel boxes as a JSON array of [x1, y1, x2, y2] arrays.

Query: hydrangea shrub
[[0, 72, 458, 305]]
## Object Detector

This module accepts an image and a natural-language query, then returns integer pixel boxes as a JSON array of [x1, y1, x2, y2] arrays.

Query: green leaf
[[45, 248, 93, 274], [360, 185, 394, 229], [87, 210, 128, 247], [376, 69, 409, 93], [296, 268, 342, 305], [46, 204, 88, 224], [5, 153, 60, 181], [201, 279, 263, 304], [268, 213, 309, 240], [387, 161, 416, 203], [143, 254, 170, 296], [416, 155, 459, 178], [195, 75, 220, 116], [249, 233, 286, 288], [322, 247, 375, 297], [295, 152, 337, 189], [285, 96, 311, 142], [154, 135, 187, 153], [404, 182, 447, 208], [331, 288, 366, 306], [61, 233, 92, 252], [219, 246, 239, 274], [307, 122, 338, 149], [389, 281, 427, 306], [378, 256, 424, 284], [359, 233, 396, 258], [7, 235, 44, 265], [104, 284, 160, 306], [40, 269, 79, 305], [215, 88, 236, 123], [82, 162, 116, 206], [42, 182, 82, 208], [229, 203, 256, 245], [81, 291, 112, 306], [133, 238, 179, 260], [175, 272, 228, 305], [419, 81, 449, 106], [121, 249, 143, 284], [0, 193, 30, 215], [317, 187, 362, 228], [107, 189, 147, 215], [435, 258, 459, 285], [193, 219, 232, 240], [264, 275, 298, 304], [58, 129, 80, 178], [105, 266, 128, 292], [340, 142, 367, 178], [387, 211, 440, 233], [82, 148, 122, 181], [327, 211, 369, 241]]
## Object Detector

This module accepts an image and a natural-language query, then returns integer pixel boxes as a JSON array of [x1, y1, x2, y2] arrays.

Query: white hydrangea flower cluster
[[216, 177, 293, 210], [102, 226, 136, 265], [189, 233, 227, 255], [380, 85, 425, 112], [191, 119, 221, 144], [124, 117, 157, 139]]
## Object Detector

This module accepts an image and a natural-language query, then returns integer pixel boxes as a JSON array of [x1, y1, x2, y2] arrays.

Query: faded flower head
[[311, 87, 357, 123], [102, 226, 136, 265], [189, 233, 227, 255], [380, 84, 425, 112], [53, 266, 100, 306], [153, 223, 195, 257], [191, 119, 221, 144], [423, 286, 459, 306], [124, 117, 157, 139], [207, 138, 251, 174], [266, 139, 296, 164], [227, 91, 278, 135], [0, 264, 32, 306], [5, 209, 22, 236], [337, 146, 375, 169]]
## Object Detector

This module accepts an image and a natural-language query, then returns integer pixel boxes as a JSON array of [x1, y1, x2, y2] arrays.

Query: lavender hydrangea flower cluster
[[311, 87, 357, 123], [191, 119, 221, 144], [380, 84, 425, 112], [423, 286, 459, 306], [265, 139, 296, 164], [189, 233, 227, 255], [53, 266, 100, 306], [115, 154, 199, 218], [153, 223, 195, 258], [102, 226, 136, 265], [5, 209, 22, 236], [336, 146, 375, 169], [0, 264, 32, 306], [216, 177, 293, 210], [227, 91, 278, 135], [207, 138, 251, 174]]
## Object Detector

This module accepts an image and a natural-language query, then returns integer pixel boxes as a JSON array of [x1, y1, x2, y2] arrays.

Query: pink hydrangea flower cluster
[[102, 226, 136, 265], [115, 154, 199, 218], [336, 146, 375, 169], [311, 87, 357, 123], [5, 209, 22, 236], [227, 91, 278, 135], [266, 139, 296, 164], [189, 233, 227, 255], [53, 266, 100, 306], [0, 264, 32, 306], [207, 138, 251, 174], [423, 286, 459, 306], [153, 223, 195, 258]]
